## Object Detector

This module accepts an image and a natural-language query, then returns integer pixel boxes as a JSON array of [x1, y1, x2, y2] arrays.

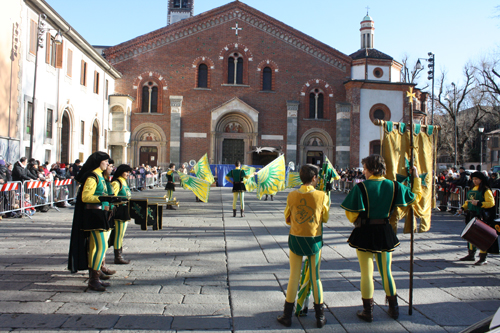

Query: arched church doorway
[[222, 139, 244, 164], [61, 112, 70, 163], [92, 121, 99, 153], [307, 151, 324, 166], [300, 129, 334, 167], [140, 146, 158, 167]]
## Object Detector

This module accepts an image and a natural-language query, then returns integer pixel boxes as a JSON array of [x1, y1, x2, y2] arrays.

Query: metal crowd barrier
[[0, 181, 23, 216], [22, 180, 53, 218], [53, 179, 77, 207], [145, 174, 155, 188], [136, 174, 145, 190], [127, 175, 137, 191]]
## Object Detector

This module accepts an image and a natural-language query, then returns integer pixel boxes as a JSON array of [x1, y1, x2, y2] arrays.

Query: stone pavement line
[[0, 187, 499, 332]]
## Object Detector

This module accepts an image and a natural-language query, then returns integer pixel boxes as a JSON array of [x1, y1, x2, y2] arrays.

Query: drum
[[461, 217, 499, 252]]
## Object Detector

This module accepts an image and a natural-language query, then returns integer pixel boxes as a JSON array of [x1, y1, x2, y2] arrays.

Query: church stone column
[[169, 96, 183, 166], [286, 101, 299, 165], [336, 103, 352, 169]]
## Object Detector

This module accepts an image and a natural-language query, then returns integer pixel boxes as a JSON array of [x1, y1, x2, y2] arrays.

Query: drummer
[[458, 171, 496, 265], [110, 164, 133, 265]]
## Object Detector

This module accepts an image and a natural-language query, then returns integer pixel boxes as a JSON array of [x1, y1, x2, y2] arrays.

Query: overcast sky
[[44, 0, 499, 90]]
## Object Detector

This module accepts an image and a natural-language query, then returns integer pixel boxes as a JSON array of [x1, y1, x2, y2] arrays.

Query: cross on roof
[[366, 6, 370, 15], [231, 22, 242, 36]]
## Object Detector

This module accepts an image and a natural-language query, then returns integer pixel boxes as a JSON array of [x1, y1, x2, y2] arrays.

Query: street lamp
[[479, 127, 484, 171], [415, 52, 435, 124], [29, 13, 62, 159]]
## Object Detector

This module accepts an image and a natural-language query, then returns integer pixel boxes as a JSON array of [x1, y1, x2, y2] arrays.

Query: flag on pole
[[286, 172, 302, 188], [256, 155, 286, 200], [382, 121, 437, 233], [177, 172, 211, 202], [319, 156, 340, 191], [194, 153, 215, 185], [242, 165, 257, 192]]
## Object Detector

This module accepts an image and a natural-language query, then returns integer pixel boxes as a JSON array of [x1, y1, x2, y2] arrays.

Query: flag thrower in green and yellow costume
[[177, 171, 211, 202], [318, 156, 340, 206], [256, 155, 286, 200], [225, 161, 257, 217]]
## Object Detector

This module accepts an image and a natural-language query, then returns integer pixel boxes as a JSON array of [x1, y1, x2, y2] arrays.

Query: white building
[[16, 0, 122, 164]]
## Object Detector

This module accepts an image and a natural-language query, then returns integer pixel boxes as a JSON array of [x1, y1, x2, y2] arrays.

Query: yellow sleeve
[[411, 178, 422, 202], [82, 177, 101, 204], [225, 176, 233, 183], [482, 189, 495, 209], [321, 192, 329, 223], [167, 170, 173, 176], [345, 211, 359, 223], [111, 181, 120, 196]]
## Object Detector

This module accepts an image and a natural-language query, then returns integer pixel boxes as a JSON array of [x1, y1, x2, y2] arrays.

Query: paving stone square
[[0, 186, 499, 332]]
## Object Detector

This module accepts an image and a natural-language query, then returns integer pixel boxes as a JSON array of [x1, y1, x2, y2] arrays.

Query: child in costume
[[340, 154, 421, 322], [164, 163, 176, 210], [457, 171, 497, 265], [277, 164, 329, 328]]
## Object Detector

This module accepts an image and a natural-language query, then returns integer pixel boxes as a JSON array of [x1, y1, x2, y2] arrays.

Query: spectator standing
[[12, 157, 36, 182]]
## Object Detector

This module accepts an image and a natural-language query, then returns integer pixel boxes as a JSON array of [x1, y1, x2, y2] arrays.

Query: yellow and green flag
[[256, 155, 286, 200], [242, 165, 257, 192], [194, 153, 215, 185], [382, 121, 437, 233], [177, 172, 211, 202], [286, 172, 302, 188], [318, 156, 340, 191]]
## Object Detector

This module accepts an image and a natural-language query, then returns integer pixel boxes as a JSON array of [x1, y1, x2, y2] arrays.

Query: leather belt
[[354, 217, 388, 228], [85, 204, 102, 210]]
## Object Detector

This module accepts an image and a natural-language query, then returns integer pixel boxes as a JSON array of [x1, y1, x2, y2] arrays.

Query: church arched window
[[228, 53, 243, 84], [141, 81, 159, 113], [262, 67, 272, 91], [181, 0, 188, 8], [308, 89, 324, 119], [173, 0, 180, 8], [198, 64, 208, 88]]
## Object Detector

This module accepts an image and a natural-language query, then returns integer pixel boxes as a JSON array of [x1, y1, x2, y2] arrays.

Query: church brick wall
[[111, 15, 350, 165]]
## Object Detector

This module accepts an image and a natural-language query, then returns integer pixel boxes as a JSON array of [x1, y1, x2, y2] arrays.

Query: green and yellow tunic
[[225, 167, 248, 192], [81, 167, 113, 231], [341, 175, 421, 253], [111, 176, 132, 222], [284, 185, 329, 256]]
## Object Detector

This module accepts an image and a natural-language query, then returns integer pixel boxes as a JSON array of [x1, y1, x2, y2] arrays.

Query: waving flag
[[242, 165, 257, 192], [177, 172, 211, 202], [256, 155, 286, 200], [318, 156, 340, 191], [194, 153, 215, 184], [286, 172, 302, 188]]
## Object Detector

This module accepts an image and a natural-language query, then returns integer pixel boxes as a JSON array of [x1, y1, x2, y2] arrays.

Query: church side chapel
[[104, 1, 427, 168]]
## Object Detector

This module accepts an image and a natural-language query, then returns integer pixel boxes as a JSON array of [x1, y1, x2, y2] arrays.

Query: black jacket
[[452, 172, 468, 188], [12, 161, 36, 181], [0, 165, 9, 182]]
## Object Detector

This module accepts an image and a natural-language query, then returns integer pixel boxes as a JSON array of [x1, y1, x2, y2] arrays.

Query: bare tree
[[435, 64, 490, 165], [400, 54, 424, 84], [476, 56, 500, 115]]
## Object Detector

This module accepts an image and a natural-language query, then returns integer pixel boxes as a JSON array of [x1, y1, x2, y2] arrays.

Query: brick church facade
[[104, 1, 427, 168]]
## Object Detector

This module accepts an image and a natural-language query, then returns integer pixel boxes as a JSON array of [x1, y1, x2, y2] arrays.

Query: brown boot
[[277, 301, 294, 327], [459, 249, 476, 261], [241, 209, 244, 217], [101, 259, 116, 275], [386, 295, 399, 319], [114, 248, 130, 264], [99, 270, 110, 280], [314, 303, 327, 328], [356, 298, 374, 322], [88, 269, 106, 291], [475, 252, 488, 265], [233, 209, 236, 217]]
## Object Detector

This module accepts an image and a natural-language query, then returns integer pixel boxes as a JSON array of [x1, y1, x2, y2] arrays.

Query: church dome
[[363, 15, 372, 21]]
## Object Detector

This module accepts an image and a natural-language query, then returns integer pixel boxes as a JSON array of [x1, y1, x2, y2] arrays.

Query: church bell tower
[[360, 12, 375, 49], [167, 0, 194, 25]]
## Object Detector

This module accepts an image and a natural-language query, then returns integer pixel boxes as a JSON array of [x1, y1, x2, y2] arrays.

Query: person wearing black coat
[[0, 160, 9, 183], [488, 172, 500, 189], [12, 157, 36, 182]]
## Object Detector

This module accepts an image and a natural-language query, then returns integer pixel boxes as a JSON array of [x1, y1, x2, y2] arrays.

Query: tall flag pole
[[406, 86, 416, 315]]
